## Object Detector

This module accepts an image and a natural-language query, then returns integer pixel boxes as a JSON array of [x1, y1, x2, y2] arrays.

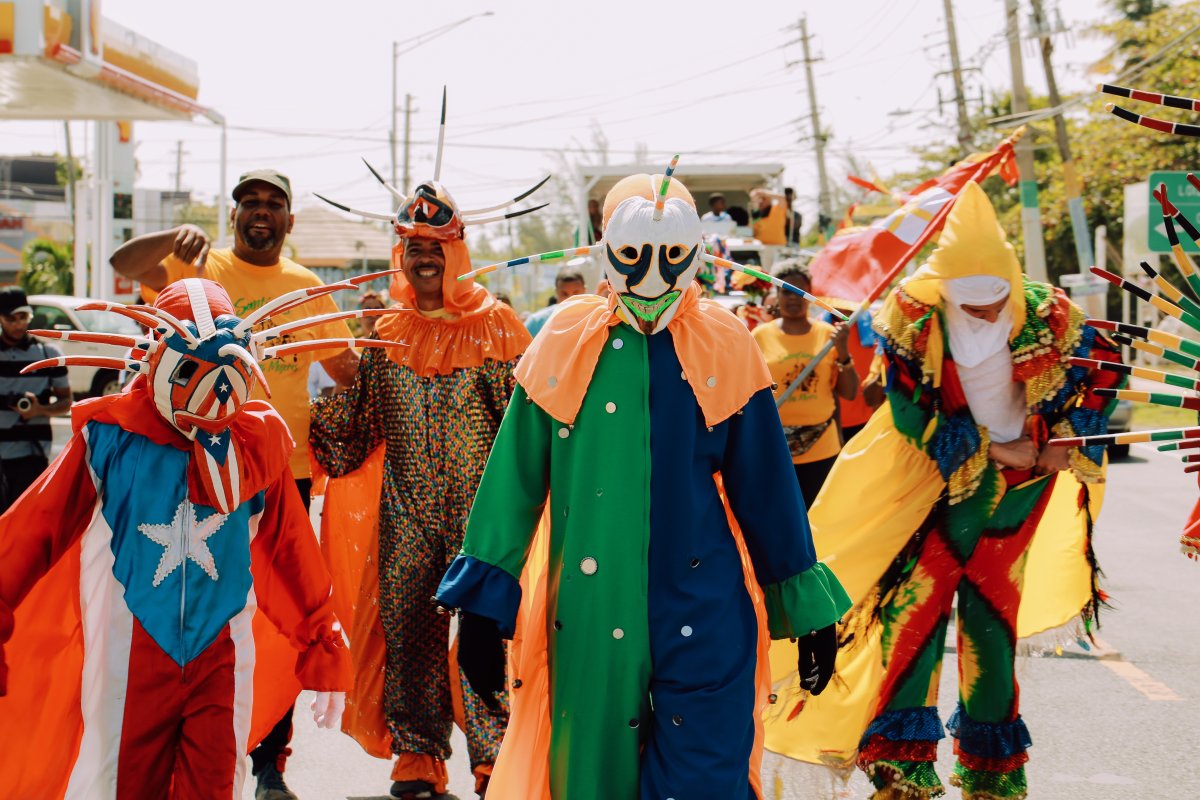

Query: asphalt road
[[763, 443, 1200, 799], [50, 415, 1189, 800], [233, 441, 1198, 800]]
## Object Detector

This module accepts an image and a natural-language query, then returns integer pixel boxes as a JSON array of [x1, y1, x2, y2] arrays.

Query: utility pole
[[798, 16, 832, 236], [173, 140, 186, 194], [402, 94, 413, 193], [942, 0, 973, 155], [390, 41, 398, 190], [1004, 0, 1047, 281], [1031, 0, 1093, 270]]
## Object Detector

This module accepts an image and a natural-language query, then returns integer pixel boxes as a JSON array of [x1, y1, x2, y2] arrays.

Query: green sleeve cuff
[[763, 562, 853, 640]]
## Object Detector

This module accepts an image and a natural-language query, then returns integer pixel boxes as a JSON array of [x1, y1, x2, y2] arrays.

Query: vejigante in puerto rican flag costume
[[0, 276, 403, 798]]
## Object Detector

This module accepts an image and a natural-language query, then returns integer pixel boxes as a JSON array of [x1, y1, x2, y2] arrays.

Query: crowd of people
[[0, 159, 1123, 800]]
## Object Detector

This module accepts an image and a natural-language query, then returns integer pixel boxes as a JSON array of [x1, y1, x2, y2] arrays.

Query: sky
[[0, 0, 1147, 228]]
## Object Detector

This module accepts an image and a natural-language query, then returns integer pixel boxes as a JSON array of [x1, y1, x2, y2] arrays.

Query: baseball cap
[[0, 286, 32, 316], [232, 169, 292, 207]]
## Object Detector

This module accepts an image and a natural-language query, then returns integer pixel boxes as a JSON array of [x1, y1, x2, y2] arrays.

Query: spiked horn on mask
[[314, 87, 550, 242]]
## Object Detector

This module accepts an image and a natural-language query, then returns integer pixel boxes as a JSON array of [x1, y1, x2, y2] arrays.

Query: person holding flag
[[762, 181, 1124, 800]]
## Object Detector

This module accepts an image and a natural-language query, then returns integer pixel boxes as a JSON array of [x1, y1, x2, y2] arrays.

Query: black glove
[[795, 623, 838, 696], [456, 612, 506, 714]]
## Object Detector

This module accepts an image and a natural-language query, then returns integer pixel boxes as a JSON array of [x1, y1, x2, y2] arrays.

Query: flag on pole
[[809, 135, 1023, 303]]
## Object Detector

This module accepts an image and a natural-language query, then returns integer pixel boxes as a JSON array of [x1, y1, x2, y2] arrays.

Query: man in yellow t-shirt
[[750, 187, 788, 245], [752, 260, 858, 507], [109, 168, 357, 800]]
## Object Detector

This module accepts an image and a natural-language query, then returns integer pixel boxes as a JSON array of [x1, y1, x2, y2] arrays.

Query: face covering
[[940, 275, 1013, 369]]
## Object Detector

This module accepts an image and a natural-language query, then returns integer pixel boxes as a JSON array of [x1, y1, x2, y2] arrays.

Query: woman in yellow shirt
[[751, 261, 858, 506]]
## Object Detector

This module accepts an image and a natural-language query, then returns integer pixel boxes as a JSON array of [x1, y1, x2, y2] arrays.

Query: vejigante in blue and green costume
[[436, 171, 850, 799]]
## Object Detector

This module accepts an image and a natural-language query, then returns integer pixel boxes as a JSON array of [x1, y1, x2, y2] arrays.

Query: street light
[[390, 12, 494, 192]]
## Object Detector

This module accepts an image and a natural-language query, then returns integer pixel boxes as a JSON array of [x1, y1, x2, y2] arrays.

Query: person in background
[[752, 261, 858, 507], [701, 192, 731, 223], [357, 290, 385, 338], [110, 168, 357, 800], [587, 198, 603, 243], [308, 362, 336, 399], [820, 302, 885, 441], [493, 292, 513, 307], [0, 287, 71, 512], [750, 188, 788, 246], [524, 268, 587, 337], [783, 187, 804, 245]]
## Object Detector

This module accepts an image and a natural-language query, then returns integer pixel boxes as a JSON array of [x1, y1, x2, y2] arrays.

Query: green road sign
[[1149, 171, 1200, 253]]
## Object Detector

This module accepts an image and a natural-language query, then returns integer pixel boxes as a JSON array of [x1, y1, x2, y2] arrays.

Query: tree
[[1106, 0, 1166, 21], [871, 1, 1200, 293], [18, 238, 73, 295]]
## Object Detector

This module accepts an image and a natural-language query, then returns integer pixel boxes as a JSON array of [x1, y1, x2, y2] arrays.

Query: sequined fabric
[[949, 761, 1029, 800], [875, 280, 1123, 504], [310, 347, 516, 765]]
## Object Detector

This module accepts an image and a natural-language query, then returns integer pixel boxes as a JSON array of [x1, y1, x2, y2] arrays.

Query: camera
[[0, 391, 47, 413]]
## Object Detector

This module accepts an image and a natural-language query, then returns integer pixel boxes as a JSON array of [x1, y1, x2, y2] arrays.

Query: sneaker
[[390, 779, 436, 799], [254, 763, 299, 800]]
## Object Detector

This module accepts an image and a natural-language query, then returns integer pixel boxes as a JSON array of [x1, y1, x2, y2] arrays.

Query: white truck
[[576, 162, 793, 282]]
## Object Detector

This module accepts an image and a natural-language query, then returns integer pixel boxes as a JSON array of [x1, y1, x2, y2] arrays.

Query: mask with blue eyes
[[24, 275, 401, 512]]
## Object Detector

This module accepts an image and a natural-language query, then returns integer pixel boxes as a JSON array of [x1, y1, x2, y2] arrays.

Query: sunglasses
[[1, 311, 31, 322]]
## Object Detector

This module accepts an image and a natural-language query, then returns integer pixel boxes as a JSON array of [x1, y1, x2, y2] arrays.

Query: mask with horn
[[21, 274, 406, 512]]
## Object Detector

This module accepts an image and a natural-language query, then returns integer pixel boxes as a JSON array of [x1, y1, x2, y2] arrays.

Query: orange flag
[[810, 132, 1023, 303]]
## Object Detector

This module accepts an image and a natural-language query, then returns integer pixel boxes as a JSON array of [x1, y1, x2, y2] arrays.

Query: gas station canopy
[[0, 0, 206, 121]]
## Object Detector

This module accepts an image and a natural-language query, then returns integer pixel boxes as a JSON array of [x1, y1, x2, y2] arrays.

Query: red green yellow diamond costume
[[763, 183, 1124, 800]]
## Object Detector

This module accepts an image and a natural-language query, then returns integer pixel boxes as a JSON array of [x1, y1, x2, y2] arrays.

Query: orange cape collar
[[515, 284, 772, 427], [376, 238, 532, 377]]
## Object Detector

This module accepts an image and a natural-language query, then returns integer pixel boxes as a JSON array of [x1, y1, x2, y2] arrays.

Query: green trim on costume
[[762, 562, 852, 639], [866, 760, 946, 798], [950, 762, 1028, 800], [887, 386, 935, 447]]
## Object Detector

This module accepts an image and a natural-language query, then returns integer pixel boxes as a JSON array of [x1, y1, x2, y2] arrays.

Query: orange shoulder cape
[[375, 238, 531, 377], [515, 283, 772, 426]]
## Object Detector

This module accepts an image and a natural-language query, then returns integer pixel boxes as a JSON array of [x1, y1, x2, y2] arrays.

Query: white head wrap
[[940, 275, 1027, 442], [941, 275, 1013, 369]]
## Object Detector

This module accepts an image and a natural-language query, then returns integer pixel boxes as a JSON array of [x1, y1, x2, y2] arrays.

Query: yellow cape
[[762, 407, 1105, 766]]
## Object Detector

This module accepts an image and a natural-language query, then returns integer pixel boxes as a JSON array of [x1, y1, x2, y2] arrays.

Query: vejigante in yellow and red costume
[[764, 183, 1124, 800]]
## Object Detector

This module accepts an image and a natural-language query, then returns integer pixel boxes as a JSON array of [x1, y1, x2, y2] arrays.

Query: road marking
[[1100, 658, 1183, 701]]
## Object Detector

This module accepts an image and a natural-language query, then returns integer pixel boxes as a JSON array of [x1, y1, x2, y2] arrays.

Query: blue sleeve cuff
[[436, 555, 522, 638]]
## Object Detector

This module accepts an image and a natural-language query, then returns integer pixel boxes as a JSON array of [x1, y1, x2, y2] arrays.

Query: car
[[28, 294, 143, 398]]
